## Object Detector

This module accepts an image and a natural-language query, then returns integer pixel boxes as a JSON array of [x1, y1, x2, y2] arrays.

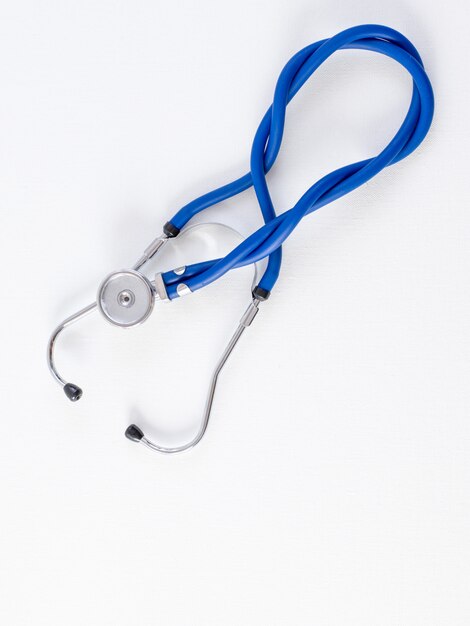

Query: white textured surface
[[1, 1, 469, 624]]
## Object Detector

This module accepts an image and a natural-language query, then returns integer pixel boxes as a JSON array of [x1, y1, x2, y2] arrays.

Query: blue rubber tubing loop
[[163, 25, 434, 300]]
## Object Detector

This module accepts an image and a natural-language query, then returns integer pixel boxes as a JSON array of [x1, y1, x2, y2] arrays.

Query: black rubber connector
[[253, 286, 271, 301], [125, 424, 145, 442], [163, 221, 180, 238], [63, 383, 83, 402]]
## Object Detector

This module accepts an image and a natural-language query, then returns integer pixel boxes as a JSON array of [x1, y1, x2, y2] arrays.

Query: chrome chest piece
[[97, 270, 155, 328]]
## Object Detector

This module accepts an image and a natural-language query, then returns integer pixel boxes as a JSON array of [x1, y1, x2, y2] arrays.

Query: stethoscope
[[47, 24, 434, 455]]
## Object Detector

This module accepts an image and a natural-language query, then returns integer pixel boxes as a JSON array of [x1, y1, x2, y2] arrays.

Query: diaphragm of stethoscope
[[97, 270, 154, 328]]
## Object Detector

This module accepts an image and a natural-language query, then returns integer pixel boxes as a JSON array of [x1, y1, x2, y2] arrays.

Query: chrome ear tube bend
[[47, 302, 98, 401], [125, 299, 260, 454]]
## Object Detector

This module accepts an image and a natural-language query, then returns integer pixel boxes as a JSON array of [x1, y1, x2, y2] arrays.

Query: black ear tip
[[63, 383, 83, 402], [125, 424, 144, 442]]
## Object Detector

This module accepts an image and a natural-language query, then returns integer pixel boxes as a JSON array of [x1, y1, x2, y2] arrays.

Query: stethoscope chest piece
[[97, 269, 154, 328]]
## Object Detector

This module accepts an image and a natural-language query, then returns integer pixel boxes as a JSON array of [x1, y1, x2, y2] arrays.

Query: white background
[[0, 0, 469, 624]]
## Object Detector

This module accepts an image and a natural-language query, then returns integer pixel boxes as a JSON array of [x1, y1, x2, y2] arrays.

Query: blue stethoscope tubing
[[162, 24, 434, 299]]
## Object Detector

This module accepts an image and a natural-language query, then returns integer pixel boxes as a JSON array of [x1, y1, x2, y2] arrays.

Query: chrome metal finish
[[47, 302, 97, 387], [240, 301, 259, 326], [133, 233, 168, 272], [97, 270, 154, 327], [176, 283, 192, 297], [153, 272, 169, 302], [48, 229, 168, 392], [117, 290, 135, 307], [173, 266, 186, 276], [136, 299, 260, 455]]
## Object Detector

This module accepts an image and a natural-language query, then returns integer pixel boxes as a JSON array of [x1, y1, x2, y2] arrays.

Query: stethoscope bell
[[97, 270, 154, 328]]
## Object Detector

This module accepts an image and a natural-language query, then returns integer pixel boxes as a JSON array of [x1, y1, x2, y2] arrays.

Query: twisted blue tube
[[163, 24, 434, 299]]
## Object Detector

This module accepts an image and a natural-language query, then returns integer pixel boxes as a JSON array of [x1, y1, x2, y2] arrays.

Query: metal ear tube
[[124, 298, 260, 454]]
